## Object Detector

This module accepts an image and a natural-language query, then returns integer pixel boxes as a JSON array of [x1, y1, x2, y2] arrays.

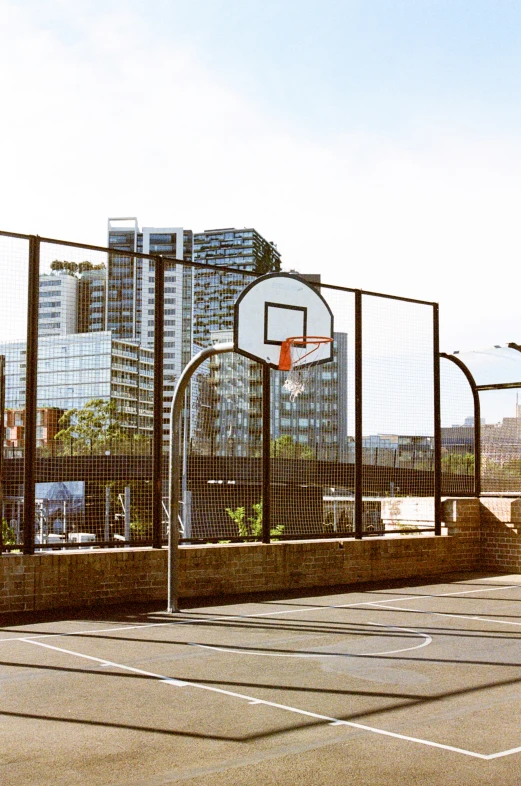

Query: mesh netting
[[0, 228, 442, 550], [440, 356, 475, 495], [361, 296, 435, 532], [267, 288, 355, 538], [0, 234, 28, 548], [480, 388, 521, 493]]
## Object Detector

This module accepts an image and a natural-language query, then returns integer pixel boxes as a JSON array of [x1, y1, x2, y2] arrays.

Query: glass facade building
[[193, 228, 281, 347], [192, 330, 348, 460], [0, 332, 153, 435]]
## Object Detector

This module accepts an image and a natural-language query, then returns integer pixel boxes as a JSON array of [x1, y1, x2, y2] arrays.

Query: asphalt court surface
[[3, 573, 521, 785]]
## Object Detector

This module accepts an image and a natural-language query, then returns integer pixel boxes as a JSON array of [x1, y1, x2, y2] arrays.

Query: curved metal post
[[167, 342, 234, 613], [440, 353, 481, 497]]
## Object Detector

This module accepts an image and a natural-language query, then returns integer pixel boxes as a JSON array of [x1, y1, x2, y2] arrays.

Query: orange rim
[[278, 336, 333, 371]]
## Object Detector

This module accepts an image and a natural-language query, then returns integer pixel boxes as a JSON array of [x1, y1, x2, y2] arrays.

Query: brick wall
[[0, 498, 483, 615], [480, 497, 521, 572]]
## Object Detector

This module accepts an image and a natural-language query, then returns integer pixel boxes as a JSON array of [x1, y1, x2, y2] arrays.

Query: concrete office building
[[78, 267, 107, 334], [39, 266, 107, 337], [38, 272, 78, 336], [107, 218, 194, 439]]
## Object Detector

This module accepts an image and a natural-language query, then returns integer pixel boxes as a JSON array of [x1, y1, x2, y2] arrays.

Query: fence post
[[262, 363, 271, 544], [24, 235, 40, 555], [354, 290, 363, 539], [474, 394, 481, 497], [439, 353, 481, 497], [152, 254, 164, 548], [433, 304, 441, 536]]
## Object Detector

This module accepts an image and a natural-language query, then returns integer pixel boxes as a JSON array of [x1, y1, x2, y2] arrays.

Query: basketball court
[[2, 573, 521, 785]]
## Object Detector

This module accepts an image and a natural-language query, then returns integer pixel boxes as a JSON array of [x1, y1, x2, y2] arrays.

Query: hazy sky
[[1, 0, 520, 352]]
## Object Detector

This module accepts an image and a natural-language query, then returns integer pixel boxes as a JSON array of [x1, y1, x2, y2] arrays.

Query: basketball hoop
[[279, 336, 333, 401]]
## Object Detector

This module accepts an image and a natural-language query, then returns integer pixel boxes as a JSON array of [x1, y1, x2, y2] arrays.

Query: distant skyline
[[1, 0, 521, 352]]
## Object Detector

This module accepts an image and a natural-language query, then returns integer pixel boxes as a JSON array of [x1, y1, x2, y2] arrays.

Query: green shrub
[[225, 501, 284, 539]]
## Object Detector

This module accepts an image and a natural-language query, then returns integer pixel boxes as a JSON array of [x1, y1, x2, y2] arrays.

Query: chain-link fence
[[0, 230, 441, 552]]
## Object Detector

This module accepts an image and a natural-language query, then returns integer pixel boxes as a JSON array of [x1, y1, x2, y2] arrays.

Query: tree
[[441, 452, 474, 475], [270, 434, 314, 459], [54, 398, 127, 454], [50, 260, 106, 277], [2, 519, 16, 546], [50, 260, 78, 275]]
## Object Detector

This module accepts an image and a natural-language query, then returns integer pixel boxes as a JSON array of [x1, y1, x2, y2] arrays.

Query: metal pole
[[433, 304, 442, 536], [124, 486, 131, 542], [354, 290, 363, 539], [105, 485, 111, 542], [262, 363, 271, 544], [474, 391, 481, 497], [181, 392, 189, 538], [168, 342, 234, 613], [24, 236, 40, 555], [152, 255, 165, 548]]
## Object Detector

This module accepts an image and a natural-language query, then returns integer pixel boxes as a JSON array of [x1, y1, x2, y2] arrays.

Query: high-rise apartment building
[[107, 218, 194, 438], [39, 265, 107, 337], [192, 228, 281, 347], [107, 218, 193, 357], [78, 267, 107, 333], [192, 329, 348, 461], [38, 273, 78, 336]]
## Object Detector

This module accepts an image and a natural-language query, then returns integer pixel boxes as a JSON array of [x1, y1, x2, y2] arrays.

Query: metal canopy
[[448, 344, 521, 390]]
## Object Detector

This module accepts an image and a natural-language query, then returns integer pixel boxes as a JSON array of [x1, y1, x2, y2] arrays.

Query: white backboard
[[234, 272, 334, 367]]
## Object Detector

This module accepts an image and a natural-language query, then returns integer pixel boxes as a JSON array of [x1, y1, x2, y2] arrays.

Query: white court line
[[250, 584, 520, 618], [0, 583, 517, 645], [7, 584, 521, 761], [0, 622, 178, 645], [20, 637, 492, 761], [192, 623, 432, 658], [368, 603, 521, 628], [21, 638, 187, 687]]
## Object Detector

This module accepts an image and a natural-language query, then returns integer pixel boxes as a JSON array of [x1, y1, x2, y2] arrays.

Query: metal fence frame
[[441, 344, 521, 496], [0, 230, 442, 553], [440, 353, 481, 497]]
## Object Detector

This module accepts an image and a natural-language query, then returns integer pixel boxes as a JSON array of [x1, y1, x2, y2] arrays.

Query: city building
[[78, 266, 107, 333], [0, 332, 154, 437], [273, 331, 348, 461], [4, 407, 62, 450], [38, 272, 78, 336], [362, 433, 435, 467], [39, 264, 107, 337], [191, 329, 348, 461], [107, 218, 194, 439], [192, 228, 281, 347]]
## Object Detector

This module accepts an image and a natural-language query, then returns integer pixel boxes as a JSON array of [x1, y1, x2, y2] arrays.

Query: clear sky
[[1, 0, 521, 352]]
